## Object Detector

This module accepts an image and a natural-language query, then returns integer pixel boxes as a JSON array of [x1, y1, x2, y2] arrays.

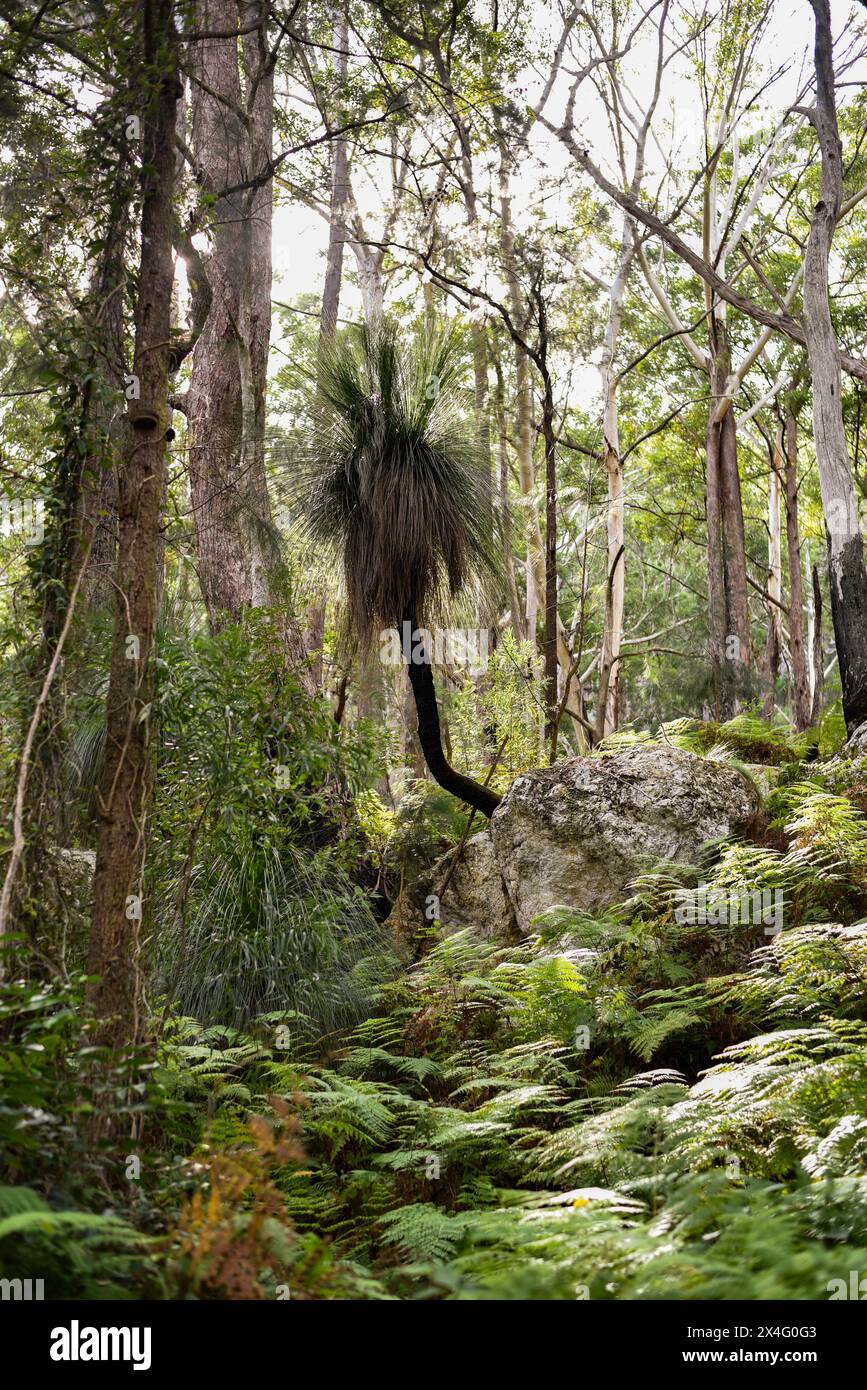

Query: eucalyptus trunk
[[186, 0, 307, 680], [763, 436, 783, 719], [707, 317, 750, 716], [784, 409, 812, 730], [87, 0, 179, 1053], [803, 0, 867, 734]]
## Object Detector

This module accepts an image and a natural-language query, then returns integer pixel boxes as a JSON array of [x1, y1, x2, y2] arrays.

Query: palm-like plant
[[302, 322, 501, 817]]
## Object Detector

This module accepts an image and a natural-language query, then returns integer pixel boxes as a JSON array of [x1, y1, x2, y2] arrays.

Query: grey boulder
[[437, 743, 760, 937]]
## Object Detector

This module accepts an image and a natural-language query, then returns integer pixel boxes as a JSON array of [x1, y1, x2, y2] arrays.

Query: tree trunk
[[87, 0, 179, 1053], [784, 408, 812, 729], [809, 552, 824, 724], [705, 362, 729, 717], [707, 321, 750, 716], [596, 379, 625, 742], [305, 0, 350, 691], [541, 372, 558, 741], [594, 193, 638, 739], [493, 352, 524, 640], [803, 0, 867, 734], [763, 434, 782, 719], [187, 0, 254, 622], [319, 2, 349, 338], [185, 0, 307, 680], [75, 171, 131, 610], [404, 609, 500, 817]]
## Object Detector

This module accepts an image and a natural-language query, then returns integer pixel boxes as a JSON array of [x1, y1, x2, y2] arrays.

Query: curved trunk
[[404, 611, 501, 818]]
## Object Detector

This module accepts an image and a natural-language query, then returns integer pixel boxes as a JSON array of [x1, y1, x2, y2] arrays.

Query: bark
[[185, 1, 307, 678], [598, 406, 625, 738], [705, 357, 729, 716], [75, 176, 131, 610], [306, 1, 350, 692], [187, 0, 253, 621], [803, 0, 867, 733], [707, 321, 750, 715], [784, 408, 812, 730], [404, 609, 501, 818], [541, 369, 558, 739], [810, 556, 824, 724], [596, 220, 630, 741], [319, 2, 349, 337], [763, 435, 782, 718], [402, 668, 426, 781], [87, 0, 179, 1052], [493, 353, 524, 639]]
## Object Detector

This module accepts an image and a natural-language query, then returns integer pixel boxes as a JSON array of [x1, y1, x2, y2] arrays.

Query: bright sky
[[266, 0, 864, 411]]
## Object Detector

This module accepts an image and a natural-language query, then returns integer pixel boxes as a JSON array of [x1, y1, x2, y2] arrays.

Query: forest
[[2, 0, 867, 1322]]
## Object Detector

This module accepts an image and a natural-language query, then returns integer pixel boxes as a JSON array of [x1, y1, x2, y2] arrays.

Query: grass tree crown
[[302, 321, 497, 642]]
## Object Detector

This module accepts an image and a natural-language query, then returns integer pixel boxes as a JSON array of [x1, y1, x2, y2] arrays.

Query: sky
[[268, 0, 864, 355]]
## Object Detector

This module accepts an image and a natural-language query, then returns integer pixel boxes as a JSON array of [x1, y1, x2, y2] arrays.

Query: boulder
[[51, 847, 96, 918], [425, 831, 516, 939], [844, 720, 867, 756], [493, 744, 759, 933], [434, 744, 760, 938]]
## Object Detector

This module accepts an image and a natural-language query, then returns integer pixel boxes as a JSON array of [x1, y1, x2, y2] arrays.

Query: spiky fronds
[[300, 322, 496, 640]]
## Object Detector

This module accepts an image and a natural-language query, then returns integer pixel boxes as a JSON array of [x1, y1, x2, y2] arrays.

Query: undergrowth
[[4, 725, 867, 1299]]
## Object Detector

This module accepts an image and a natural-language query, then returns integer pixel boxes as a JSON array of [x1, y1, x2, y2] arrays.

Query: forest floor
[[4, 724, 867, 1300]]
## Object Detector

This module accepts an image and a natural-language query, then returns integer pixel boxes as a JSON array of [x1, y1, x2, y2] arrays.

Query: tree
[[301, 322, 500, 816], [86, 0, 180, 1053], [783, 398, 812, 730], [179, 0, 308, 681], [801, 0, 867, 734]]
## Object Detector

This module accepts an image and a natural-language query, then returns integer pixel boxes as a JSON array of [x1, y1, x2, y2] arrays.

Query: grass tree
[[303, 323, 501, 818]]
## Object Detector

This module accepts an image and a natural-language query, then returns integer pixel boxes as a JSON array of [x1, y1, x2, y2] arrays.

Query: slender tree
[[783, 402, 812, 731], [801, 0, 867, 734]]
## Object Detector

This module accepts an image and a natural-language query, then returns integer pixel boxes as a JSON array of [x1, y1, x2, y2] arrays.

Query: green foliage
[[299, 320, 497, 638], [151, 620, 397, 1031], [6, 760, 867, 1300]]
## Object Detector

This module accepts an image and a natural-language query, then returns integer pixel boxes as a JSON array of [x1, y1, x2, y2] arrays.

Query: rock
[[413, 745, 761, 941], [490, 744, 760, 936], [427, 831, 516, 939], [50, 848, 96, 917], [493, 745, 759, 933], [843, 721, 867, 756]]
